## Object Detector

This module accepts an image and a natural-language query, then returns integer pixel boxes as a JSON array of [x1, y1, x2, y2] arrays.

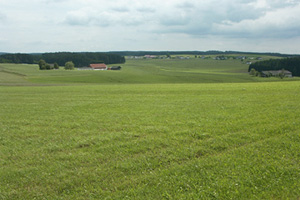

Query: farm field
[[0, 58, 300, 199], [1, 57, 299, 85]]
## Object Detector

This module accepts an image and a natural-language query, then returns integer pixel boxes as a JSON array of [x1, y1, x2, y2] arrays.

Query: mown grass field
[[1, 57, 299, 85], [0, 57, 300, 199]]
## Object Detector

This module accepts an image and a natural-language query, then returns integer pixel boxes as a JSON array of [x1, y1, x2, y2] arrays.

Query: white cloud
[[0, 12, 6, 21], [136, 7, 156, 13], [64, 6, 147, 27], [49, 0, 300, 36], [65, 8, 96, 26], [111, 6, 130, 13], [214, 3, 300, 38], [0, 0, 300, 53], [148, 0, 300, 40]]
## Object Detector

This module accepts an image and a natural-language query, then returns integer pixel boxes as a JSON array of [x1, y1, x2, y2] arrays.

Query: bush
[[54, 63, 59, 69], [65, 61, 75, 70], [249, 68, 256, 76]]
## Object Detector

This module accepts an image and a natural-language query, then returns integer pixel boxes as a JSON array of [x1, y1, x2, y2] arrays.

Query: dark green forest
[[0, 52, 125, 67], [0, 53, 35, 64], [248, 57, 300, 76]]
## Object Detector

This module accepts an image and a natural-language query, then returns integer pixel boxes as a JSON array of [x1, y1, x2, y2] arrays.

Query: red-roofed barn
[[89, 63, 107, 70]]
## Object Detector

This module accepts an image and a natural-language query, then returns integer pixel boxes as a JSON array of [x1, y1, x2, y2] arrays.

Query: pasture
[[0, 57, 299, 199], [1, 57, 299, 85]]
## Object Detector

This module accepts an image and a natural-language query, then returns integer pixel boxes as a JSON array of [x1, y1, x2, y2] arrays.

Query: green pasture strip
[[0, 82, 299, 199], [1, 58, 299, 86], [26, 59, 300, 84]]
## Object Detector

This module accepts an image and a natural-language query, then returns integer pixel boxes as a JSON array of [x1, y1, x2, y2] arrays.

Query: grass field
[[0, 57, 300, 199], [1, 57, 299, 85]]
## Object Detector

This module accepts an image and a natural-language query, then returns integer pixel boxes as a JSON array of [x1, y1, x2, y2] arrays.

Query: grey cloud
[[64, 8, 145, 27], [64, 7, 112, 27], [63, 0, 300, 39], [158, 0, 262, 29], [2, 0, 300, 53], [111, 6, 130, 13], [65, 13, 92, 26], [267, 0, 298, 8], [136, 7, 156, 13], [0, 12, 6, 21], [210, 3, 300, 39], [155, 0, 300, 40], [43, 0, 69, 3], [160, 14, 191, 26], [176, 2, 194, 9]]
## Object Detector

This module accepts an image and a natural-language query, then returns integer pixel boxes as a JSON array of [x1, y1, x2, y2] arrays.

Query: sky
[[0, 0, 300, 54]]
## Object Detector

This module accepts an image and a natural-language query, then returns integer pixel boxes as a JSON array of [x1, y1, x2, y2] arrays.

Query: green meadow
[[0, 57, 299, 199], [2, 57, 298, 85]]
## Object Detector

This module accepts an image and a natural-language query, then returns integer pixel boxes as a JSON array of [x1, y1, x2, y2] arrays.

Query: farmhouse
[[89, 63, 107, 70], [144, 55, 157, 59], [261, 70, 292, 77], [176, 56, 190, 60]]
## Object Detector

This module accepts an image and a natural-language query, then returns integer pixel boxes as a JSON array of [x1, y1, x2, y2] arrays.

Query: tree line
[[248, 57, 300, 76], [111, 51, 298, 57], [0, 52, 125, 67], [0, 53, 35, 64]]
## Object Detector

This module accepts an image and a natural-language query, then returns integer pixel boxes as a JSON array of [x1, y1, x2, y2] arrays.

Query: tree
[[45, 63, 51, 70], [249, 68, 256, 76], [65, 61, 75, 70], [38, 59, 46, 70], [279, 69, 285, 79], [54, 62, 59, 69]]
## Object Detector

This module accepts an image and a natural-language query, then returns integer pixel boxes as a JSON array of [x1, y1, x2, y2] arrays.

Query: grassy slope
[[0, 66, 28, 85], [0, 58, 300, 199], [1, 57, 299, 85], [0, 82, 299, 199]]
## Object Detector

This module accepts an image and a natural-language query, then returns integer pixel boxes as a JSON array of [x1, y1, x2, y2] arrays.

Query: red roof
[[90, 63, 107, 69]]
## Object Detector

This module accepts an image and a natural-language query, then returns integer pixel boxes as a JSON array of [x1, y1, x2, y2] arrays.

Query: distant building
[[89, 63, 107, 70], [110, 66, 122, 70], [215, 56, 227, 60], [144, 55, 157, 59], [234, 56, 247, 60], [175, 56, 190, 60], [261, 70, 292, 77]]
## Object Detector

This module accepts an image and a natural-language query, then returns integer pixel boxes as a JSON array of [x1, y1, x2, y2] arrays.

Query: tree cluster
[[0, 52, 126, 67], [248, 57, 300, 76], [38, 59, 59, 70]]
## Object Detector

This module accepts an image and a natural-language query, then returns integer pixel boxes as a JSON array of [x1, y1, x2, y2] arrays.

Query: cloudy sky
[[0, 0, 300, 53]]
